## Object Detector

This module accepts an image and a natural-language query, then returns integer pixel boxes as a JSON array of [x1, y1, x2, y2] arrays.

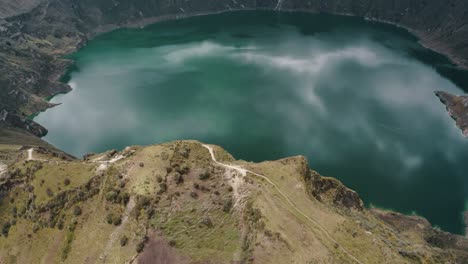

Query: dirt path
[[202, 144, 364, 264], [27, 148, 33, 160], [26, 148, 47, 162]]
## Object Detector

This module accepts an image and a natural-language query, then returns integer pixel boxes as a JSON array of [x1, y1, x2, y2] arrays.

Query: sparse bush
[[106, 190, 118, 202], [190, 192, 198, 199], [198, 172, 210, 180], [136, 241, 145, 253], [158, 183, 167, 194], [177, 164, 190, 174], [106, 213, 114, 224], [57, 219, 64, 230], [106, 213, 122, 225], [193, 182, 200, 189], [1, 222, 11, 237], [227, 186, 233, 192], [119, 181, 126, 188], [46, 188, 54, 197], [180, 148, 190, 158], [156, 176, 163, 183], [120, 192, 130, 205], [72, 206, 82, 216], [11, 206, 17, 215], [248, 208, 262, 223], [146, 208, 155, 218], [64, 178, 71, 186], [201, 217, 213, 228], [32, 224, 39, 233], [47, 212, 58, 228], [120, 235, 128, 247], [70, 219, 78, 231], [200, 185, 210, 192], [136, 196, 151, 209], [169, 240, 176, 247], [223, 198, 233, 213], [19, 207, 26, 217], [61, 231, 74, 260], [173, 173, 183, 184]]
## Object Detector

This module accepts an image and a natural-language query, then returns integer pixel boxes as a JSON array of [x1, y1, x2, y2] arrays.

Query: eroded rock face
[[435, 91, 468, 137], [0, 109, 47, 137], [373, 208, 468, 263], [307, 170, 364, 211]]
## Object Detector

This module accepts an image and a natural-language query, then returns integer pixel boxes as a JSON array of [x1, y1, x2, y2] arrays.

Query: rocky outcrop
[[0, 109, 47, 137], [307, 170, 364, 211], [435, 91, 468, 136], [372, 208, 468, 263]]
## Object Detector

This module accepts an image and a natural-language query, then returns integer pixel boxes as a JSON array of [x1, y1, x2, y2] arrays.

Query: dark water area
[[36, 11, 468, 234]]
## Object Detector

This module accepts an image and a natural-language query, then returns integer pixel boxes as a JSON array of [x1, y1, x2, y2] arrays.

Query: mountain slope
[[0, 141, 466, 263]]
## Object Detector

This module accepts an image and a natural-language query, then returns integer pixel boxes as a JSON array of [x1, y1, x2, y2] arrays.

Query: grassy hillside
[[0, 140, 466, 263]]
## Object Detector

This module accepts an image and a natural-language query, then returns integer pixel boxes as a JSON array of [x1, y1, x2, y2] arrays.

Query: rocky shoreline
[[435, 91, 468, 137]]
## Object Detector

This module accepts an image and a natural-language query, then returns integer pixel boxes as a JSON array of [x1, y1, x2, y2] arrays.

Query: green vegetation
[[136, 241, 145, 253], [72, 206, 82, 216], [106, 213, 122, 226], [120, 235, 128, 247], [31, 162, 94, 205], [61, 230, 75, 261], [1, 222, 11, 237], [198, 172, 211, 180], [0, 141, 464, 263]]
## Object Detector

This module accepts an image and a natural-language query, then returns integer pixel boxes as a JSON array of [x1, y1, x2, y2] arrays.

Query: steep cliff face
[[435, 91, 468, 136], [0, 0, 467, 138]]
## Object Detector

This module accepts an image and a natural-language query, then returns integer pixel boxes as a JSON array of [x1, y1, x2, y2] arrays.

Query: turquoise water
[[36, 11, 468, 234]]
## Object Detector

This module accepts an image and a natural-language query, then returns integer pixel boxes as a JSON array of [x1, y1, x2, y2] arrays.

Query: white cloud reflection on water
[[37, 29, 467, 171]]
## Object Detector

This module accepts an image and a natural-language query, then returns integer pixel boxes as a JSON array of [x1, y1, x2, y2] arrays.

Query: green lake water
[[35, 11, 468, 234]]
